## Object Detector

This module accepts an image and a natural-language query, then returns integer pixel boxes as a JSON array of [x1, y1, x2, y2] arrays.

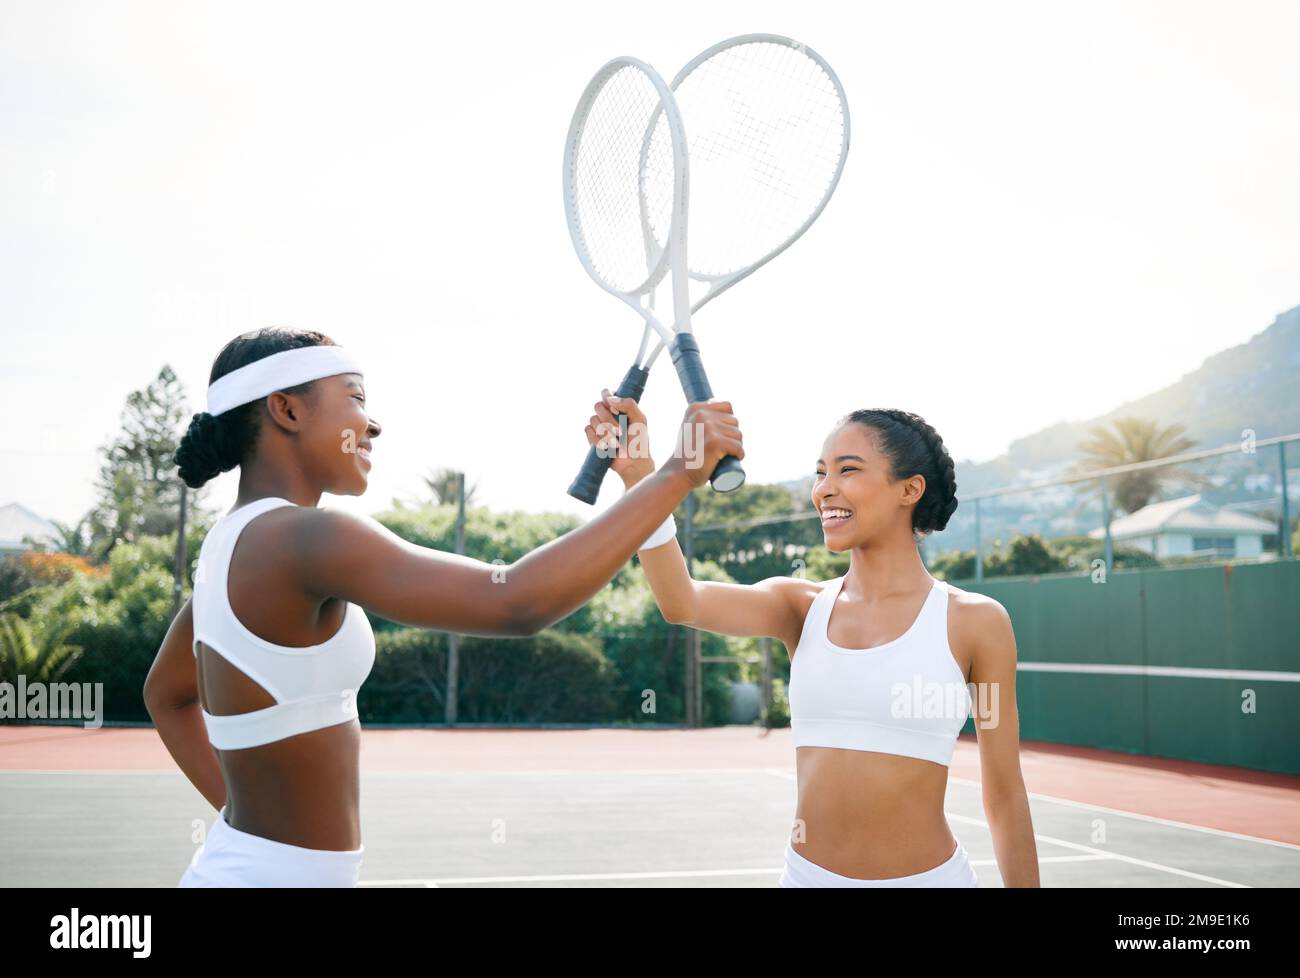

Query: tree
[[86, 365, 193, 561], [0, 613, 84, 685], [40, 515, 93, 556], [685, 483, 822, 585], [419, 467, 479, 507], [931, 549, 976, 581], [983, 534, 1068, 577], [1071, 417, 1199, 514]]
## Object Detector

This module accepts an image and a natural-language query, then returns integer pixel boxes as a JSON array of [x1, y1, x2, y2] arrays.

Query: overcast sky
[[3, 0, 1298, 526]]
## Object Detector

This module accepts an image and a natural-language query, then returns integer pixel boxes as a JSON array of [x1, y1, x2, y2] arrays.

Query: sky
[[2, 0, 1298, 526]]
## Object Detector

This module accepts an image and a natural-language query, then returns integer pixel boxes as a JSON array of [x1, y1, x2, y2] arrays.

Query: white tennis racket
[[565, 35, 850, 504], [563, 55, 743, 504]]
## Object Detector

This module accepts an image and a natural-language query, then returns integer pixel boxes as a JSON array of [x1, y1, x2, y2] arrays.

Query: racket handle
[[669, 334, 746, 493], [567, 364, 651, 505]]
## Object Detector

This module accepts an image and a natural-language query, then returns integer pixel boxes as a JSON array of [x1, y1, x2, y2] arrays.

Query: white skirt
[[780, 838, 978, 888], [178, 806, 364, 888]]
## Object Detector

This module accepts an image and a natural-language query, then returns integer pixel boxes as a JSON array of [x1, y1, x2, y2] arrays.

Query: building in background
[[0, 502, 61, 556], [1088, 494, 1277, 559]]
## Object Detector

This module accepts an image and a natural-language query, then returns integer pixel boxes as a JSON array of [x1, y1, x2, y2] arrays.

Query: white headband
[[206, 346, 364, 417]]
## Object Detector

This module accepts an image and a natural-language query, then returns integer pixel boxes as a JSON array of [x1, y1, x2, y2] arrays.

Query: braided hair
[[173, 327, 339, 490], [839, 409, 958, 536]]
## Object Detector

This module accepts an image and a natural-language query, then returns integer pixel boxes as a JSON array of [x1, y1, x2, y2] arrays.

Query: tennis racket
[[566, 35, 850, 503], [563, 56, 743, 504]]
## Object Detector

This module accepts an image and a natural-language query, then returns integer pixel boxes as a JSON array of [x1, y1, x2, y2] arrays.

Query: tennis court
[[2, 725, 1296, 888]]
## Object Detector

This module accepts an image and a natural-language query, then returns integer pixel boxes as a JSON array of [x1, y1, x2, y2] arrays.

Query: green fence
[[958, 560, 1300, 775]]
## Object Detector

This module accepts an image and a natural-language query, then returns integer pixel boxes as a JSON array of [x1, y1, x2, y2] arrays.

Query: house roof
[[1087, 494, 1277, 540], [0, 502, 61, 552]]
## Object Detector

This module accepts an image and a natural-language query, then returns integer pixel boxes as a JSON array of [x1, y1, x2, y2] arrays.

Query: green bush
[[364, 625, 618, 723], [764, 678, 791, 729], [933, 533, 1162, 582]]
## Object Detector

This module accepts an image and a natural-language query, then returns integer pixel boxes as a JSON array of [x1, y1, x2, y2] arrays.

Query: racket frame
[[566, 57, 746, 502]]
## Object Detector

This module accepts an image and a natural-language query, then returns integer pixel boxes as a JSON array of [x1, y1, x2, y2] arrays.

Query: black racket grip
[[669, 334, 746, 493], [567, 364, 651, 505]]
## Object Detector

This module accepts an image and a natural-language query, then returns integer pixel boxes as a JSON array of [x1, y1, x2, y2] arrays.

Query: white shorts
[[780, 838, 979, 888], [178, 806, 364, 888]]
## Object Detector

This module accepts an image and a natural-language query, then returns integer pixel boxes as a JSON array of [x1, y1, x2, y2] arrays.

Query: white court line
[[357, 854, 1116, 887], [943, 812, 1250, 887], [945, 774, 1300, 851], [759, 769, 1300, 851], [359, 866, 783, 886], [765, 768, 1269, 884], [1035, 855, 1115, 864], [6, 768, 1293, 857]]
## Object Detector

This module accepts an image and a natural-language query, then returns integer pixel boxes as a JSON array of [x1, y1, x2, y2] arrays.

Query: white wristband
[[639, 514, 678, 551]]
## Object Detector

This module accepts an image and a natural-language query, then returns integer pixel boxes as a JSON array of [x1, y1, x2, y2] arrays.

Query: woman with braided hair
[[589, 395, 1039, 887]]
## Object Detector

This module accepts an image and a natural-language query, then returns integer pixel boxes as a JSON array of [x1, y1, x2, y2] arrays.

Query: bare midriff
[[792, 745, 957, 879], [200, 684, 364, 852]]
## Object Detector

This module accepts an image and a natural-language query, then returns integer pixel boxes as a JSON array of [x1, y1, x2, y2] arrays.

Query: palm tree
[[0, 613, 84, 685], [43, 514, 94, 557], [421, 468, 478, 507], [1070, 417, 1199, 514]]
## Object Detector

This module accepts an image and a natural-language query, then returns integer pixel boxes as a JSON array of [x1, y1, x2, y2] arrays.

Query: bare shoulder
[[943, 582, 1012, 627], [287, 504, 397, 549], [277, 505, 404, 594], [942, 581, 1008, 615], [233, 501, 365, 548], [245, 504, 356, 563], [227, 503, 310, 570], [754, 575, 831, 653], [771, 575, 832, 614], [941, 582, 1016, 661], [288, 503, 364, 537]]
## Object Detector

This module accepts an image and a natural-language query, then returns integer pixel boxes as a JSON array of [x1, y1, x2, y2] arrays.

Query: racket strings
[[673, 40, 848, 277], [569, 65, 680, 294]]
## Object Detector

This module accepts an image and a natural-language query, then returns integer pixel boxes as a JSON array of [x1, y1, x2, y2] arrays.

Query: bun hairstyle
[[840, 409, 959, 536], [173, 327, 339, 490]]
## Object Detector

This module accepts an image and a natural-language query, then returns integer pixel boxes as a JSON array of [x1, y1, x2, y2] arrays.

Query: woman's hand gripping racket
[[563, 56, 743, 504], [564, 36, 850, 503]]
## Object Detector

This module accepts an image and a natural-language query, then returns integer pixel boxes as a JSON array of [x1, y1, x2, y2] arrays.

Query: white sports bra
[[788, 575, 971, 767], [191, 496, 376, 750]]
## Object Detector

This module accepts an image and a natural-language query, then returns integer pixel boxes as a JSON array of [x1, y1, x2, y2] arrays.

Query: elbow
[[661, 605, 692, 626], [141, 679, 161, 720], [142, 688, 171, 724], [661, 592, 697, 625], [511, 617, 543, 638], [142, 678, 196, 718], [506, 603, 546, 637]]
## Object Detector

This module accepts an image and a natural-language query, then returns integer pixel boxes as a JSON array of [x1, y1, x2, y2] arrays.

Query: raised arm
[[294, 400, 745, 637], [586, 390, 810, 653], [633, 525, 811, 652]]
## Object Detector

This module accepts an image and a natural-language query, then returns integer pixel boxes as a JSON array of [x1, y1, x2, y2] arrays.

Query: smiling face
[[295, 372, 381, 495], [813, 422, 925, 551]]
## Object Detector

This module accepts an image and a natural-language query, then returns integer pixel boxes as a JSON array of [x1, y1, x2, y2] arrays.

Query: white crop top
[[191, 496, 376, 750], [788, 575, 971, 767]]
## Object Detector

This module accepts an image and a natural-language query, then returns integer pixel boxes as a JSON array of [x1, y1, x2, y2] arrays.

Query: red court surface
[[2, 724, 1297, 845]]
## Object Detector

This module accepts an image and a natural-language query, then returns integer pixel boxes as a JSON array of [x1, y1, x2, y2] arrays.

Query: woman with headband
[[143, 326, 744, 887]]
